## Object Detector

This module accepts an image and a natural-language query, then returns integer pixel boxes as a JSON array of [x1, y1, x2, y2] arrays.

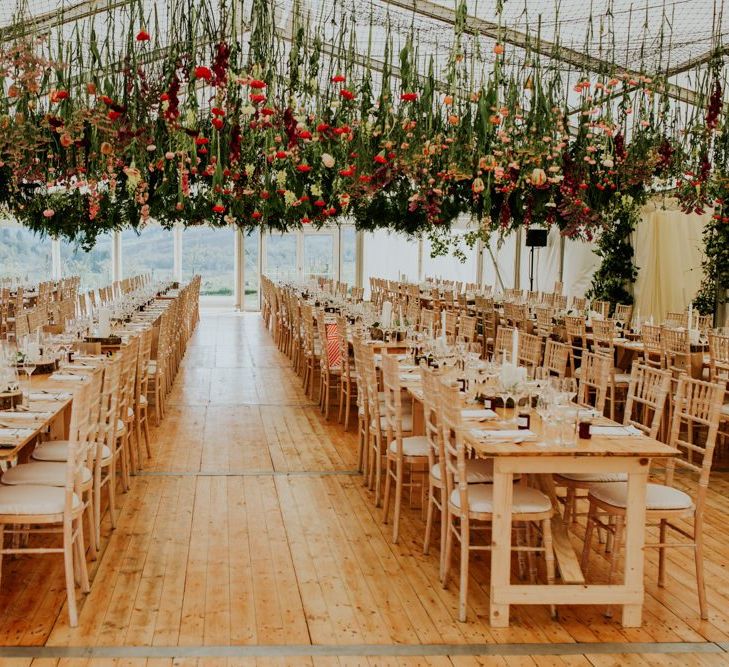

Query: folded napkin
[[399, 373, 420, 382], [0, 427, 32, 440], [590, 425, 643, 437], [30, 391, 72, 401], [50, 373, 87, 382], [461, 408, 498, 420], [0, 411, 52, 421], [470, 428, 536, 442]]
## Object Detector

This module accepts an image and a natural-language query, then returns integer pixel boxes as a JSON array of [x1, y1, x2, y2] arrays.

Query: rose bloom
[[321, 153, 335, 168]]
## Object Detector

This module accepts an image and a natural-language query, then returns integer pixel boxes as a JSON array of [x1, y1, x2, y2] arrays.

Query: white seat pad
[[557, 471, 628, 483], [721, 403, 729, 417], [374, 411, 413, 433], [139, 395, 148, 406], [432, 458, 494, 483], [589, 482, 693, 510], [450, 484, 551, 514], [2, 462, 92, 486], [32, 441, 112, 463], [0, 485, 80, 515], [388, 436, 429, 457]]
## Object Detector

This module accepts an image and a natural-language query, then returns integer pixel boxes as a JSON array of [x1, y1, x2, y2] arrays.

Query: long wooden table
[[396, 369, 678, 628]]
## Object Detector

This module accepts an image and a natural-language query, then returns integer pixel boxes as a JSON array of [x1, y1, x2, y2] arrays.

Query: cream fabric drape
[[633, 199, 709, 323]]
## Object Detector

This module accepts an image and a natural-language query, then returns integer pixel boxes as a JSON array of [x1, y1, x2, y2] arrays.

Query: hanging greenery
[[586, 195, 640, 306], [0, 0, 715, 269]]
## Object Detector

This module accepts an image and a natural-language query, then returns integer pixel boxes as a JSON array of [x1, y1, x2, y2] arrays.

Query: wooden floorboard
[[0, 310, 728, 664]]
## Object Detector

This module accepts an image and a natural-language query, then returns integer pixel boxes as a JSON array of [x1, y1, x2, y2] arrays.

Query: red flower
[[195, 136, 209, 145], [297, 130, 312, 140], [299, 195, 310, 202], [401, 92, 418, 102], [302, 216, 311, 224], [249, 79, 267, 89], [339, 167, 355, 177], [327, 207, 337, 216], [211, 107, 226, 116], [359, 175, 372, 183], [314, 199, 326, 207], [316, 123, 330, 133], [101, 95, 114, 105], [261, 107, 275, 116], [195, 66, 213, 81], [249, 93, 266, 104], [160, 92, 169, 101], [296, 164, 312, 173], [212, 204, 225, 214], [331, 74, 346, 83], [339, 89, 354, 101], [50, 89, 69, 103], [261, 191, 270, 200], [212, 118, 224, 130], [373, 154, 387, 164], [108, 110, 122, 121], [275, 151, 287, 159], [387, 151, 396, 159], [198, 147, 208, 155], [252, 210, 262, 219], [136, 29, 151, 41]]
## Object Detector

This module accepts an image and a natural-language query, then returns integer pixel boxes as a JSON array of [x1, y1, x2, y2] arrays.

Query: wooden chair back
[[577, 351, 612, 414], [518, 331, 543, 369], [623, 362, 671, 440], [641, 324, 664, 368], [543, 339, 569, 378]]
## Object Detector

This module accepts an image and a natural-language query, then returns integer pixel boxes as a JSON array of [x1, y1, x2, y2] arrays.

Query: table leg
[[621, 468, 649, 627], [490, 467, 514, 627]]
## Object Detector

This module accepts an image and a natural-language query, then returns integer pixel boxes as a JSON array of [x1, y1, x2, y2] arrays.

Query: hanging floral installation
[[0, 0, 725, 302]]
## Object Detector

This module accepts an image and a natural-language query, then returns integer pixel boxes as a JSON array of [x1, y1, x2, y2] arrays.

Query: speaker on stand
[[525, 228, 548, 292]]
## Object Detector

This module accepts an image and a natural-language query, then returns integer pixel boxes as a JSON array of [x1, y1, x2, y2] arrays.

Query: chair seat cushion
[[721, 403, 729, 417], [432, 458, 494, 484], [450, 484, 551, 514], [589, 482, 693, 511], [127, 407, 134, 419], [32, 441, 112, 463], [139, 394, 148, 407], [374, 411, 413, 432], [0, 485, 80, 515], [388, 435, 429, 457], [2, 462, 91, 486], [556, 471, 628, 483]]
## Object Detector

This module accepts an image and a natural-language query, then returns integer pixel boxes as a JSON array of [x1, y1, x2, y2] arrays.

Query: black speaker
[[525, 229, 548, 247]]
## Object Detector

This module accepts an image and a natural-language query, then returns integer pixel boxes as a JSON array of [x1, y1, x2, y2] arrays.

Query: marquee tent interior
[[1, 0, 729, 665]]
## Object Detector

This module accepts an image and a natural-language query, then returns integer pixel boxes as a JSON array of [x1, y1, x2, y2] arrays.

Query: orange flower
[[448, 114, 459, 126], [443, 95, 453, 105], [493, 43, 504, 55]]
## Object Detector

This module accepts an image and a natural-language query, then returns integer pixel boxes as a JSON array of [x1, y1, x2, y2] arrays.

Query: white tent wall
[[422, 232, 480, 285], [362, 229, 420, 295], [518, 227, 563, 294], [633, 200, 709, 323], [482, 232, 517, 290]]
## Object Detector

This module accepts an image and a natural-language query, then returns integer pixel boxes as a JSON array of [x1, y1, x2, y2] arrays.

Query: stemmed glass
[[21, 357, 36, 407]]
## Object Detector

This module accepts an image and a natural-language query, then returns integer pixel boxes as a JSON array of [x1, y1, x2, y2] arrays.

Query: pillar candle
[[512, 327, 519, 365]]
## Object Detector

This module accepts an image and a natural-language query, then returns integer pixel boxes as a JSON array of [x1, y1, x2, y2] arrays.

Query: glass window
[[61, 233, 112, 289], [265, 233, 297, 281], [244, 230, 260, 309], [340, 226, 356, 287], [122, 225, 174, 281], [182, 226, 235, 297], [303, 233, 334, 279], [0, 225, 52, 282]]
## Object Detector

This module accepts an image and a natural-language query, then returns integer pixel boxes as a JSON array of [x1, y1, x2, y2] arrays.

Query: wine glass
[[21, 357, 36, 406]]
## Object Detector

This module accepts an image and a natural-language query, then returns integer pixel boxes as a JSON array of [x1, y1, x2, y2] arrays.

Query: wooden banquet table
[[395, 370, 678, 628]]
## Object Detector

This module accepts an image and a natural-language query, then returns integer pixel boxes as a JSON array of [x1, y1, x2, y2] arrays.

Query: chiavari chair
[[542, 339, 569, 378], [535, 306, 554, 339], [556, 362, 671, 526], [439, 382, 555, 622], [564, 315, 587, 375], [571, 296, 587, 312], [581, 374, 726, 620], [518, 331, 543, 370], [458, 314, 478, 344], [553, 294, 568, 310], [708, 332, 729, 444], [493, 326, 515, 362], [640, 324, 664, 369], [0, 376, 97, 626], [316, 311, 341, 419], [665, 311, 688, 328], [381, 354, 429, 543], [134, 327, 153, 465], [614, 304, 633, 329], [301, 306, 320, 399], [576, 351, 612, 415], [591, 300, 611, 319], [592, 318, 630, 420], [420, 308, 435, 335]]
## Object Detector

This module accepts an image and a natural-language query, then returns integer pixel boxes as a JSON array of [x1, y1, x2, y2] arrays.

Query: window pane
[[0, 226, 52, 282], [122, 226, 174, 281], [182, 226, 234, 296], [340, 226, 356, 287], [61, 234, 112, 289], [244, 231, 260, 309], [303, 234, 334, 279], [265, 233, 297, 280]]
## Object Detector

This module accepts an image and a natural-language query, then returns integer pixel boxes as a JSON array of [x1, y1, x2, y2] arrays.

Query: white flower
[[245, 164, 255, 178], [321, 153, 335, 168], [284, 190, 297, 207], [241, 104, 255, 117], [276, 169, 287, 188], [601, 157, 614, 168], [311, 183, 322, 197]]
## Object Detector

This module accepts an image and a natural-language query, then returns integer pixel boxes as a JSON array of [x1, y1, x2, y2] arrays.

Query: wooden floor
[[1, 310, 729, 666]]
